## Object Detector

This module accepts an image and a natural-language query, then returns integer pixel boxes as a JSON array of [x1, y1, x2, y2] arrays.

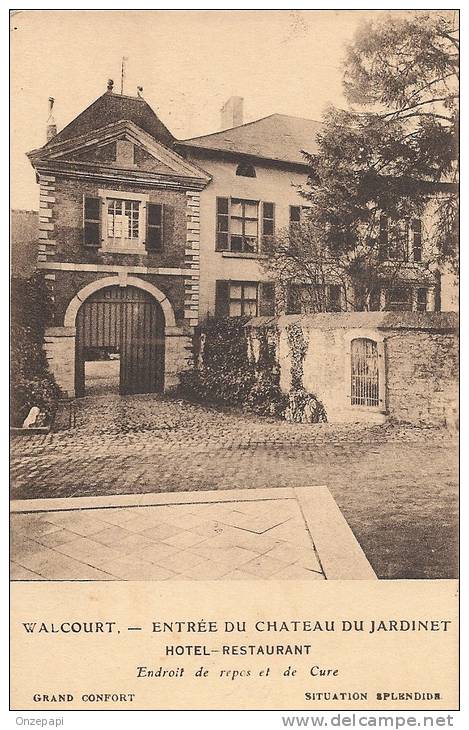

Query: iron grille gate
[[351, 338, 379, 407], [75, 285, 165, 397]]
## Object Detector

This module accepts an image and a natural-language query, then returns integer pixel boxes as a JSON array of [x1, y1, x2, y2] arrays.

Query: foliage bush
[[178, 317, 326, 422], [11, 273, 60, 427], [178, 317, 288, 416]]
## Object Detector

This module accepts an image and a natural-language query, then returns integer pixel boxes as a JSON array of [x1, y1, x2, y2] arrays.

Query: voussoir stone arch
[[63, 275, 176, 328]]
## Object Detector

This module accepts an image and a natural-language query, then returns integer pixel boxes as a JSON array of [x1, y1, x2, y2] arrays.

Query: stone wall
[[247, 312, 458, 427], [50, 176, 188, 269], [51, 269, 186, 328], [44, 326, 76, 398], [386, 330, 458, 426]]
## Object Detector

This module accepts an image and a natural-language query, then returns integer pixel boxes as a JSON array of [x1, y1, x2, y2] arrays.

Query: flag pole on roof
[[120, 56, 128, 95]]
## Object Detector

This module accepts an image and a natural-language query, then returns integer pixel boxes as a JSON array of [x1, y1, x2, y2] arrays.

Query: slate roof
[[45, 92, 175, 148], [177, 114, 322, 165]]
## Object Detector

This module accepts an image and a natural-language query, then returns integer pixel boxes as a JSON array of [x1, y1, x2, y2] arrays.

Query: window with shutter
[[215, 281, 259, 317], [146, 203, 163, 252], [216, 198, 260, 253], [83, 196, 101, 247]]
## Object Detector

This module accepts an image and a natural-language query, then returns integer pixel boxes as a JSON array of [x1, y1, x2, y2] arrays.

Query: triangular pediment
[[27, 120, 211, 183]]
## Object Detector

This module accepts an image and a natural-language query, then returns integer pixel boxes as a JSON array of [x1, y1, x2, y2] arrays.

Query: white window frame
[[98, 188, 149, 254], [228, 281, 259, 317]]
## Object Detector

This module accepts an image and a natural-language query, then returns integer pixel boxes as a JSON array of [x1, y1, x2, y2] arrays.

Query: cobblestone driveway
[[11, 394, 458, 579]]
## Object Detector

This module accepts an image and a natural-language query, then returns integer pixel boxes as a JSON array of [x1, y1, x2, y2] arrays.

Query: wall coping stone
[[246, 311, 459, 333]]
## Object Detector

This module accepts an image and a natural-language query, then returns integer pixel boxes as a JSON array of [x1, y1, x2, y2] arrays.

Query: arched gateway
[[75, 285, 165, 396], [65, 277, 176, 397]]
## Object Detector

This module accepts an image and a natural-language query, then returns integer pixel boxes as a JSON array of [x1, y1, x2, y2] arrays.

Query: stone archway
[[74, 284, 167, 397], [64, 275, 176, 329], [45, 276, 184, 398]]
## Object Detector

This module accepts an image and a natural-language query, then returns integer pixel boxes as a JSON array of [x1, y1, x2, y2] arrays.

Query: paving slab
[[10, 486, 375, 581]]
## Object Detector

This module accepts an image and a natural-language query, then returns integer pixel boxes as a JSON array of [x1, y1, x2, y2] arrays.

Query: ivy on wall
[[284, 322, 327, 423], [179, 316, 327, 423]]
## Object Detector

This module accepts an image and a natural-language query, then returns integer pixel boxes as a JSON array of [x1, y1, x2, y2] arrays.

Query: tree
[[264, 11, 459, 311]]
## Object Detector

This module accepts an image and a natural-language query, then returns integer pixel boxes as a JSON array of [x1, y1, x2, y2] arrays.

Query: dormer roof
[[45, 91, 175, 148]]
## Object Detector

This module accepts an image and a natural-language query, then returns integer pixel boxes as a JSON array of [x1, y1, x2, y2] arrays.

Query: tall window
[[351, 338, 379, 407], [215, 280, 275, 317], [379, 215, 423, 262], [217, 198, 273, 254], [386, 286, 413, 311], [83, 194, 164, 253], [107, 199, 140, 241], [228, 282, 258, 316]]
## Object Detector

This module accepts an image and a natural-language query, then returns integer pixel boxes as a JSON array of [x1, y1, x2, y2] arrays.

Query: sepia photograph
[[9, 8, 460, 713]]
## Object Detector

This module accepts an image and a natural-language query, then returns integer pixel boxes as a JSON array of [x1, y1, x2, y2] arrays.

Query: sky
[[11, 9, 383, 209]]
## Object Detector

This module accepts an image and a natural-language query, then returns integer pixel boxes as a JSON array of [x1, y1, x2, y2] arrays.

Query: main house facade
[[27, 85, 457, 399]]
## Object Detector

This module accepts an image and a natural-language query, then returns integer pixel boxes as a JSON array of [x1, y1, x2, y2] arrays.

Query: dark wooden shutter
[[328, 284, 342, 312], [215, 280, 230, 317], [411, 218, 422, 262], [261, 202, 275, 254], [163, 203, 174, 252], [216, 197, 229, 251], [259, 282, 275, 316], [83, 196, 101, 247], [146, 203, 163, 252]]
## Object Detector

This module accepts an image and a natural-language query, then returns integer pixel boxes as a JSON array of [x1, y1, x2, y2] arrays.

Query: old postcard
[[10, 9, 459, 714]]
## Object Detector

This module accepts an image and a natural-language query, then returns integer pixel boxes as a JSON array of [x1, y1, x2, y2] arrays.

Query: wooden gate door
[[75, 285, 165, 397]]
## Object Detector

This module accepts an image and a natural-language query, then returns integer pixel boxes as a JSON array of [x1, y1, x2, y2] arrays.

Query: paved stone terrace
[[11, 493, 330, 581], [11, 394, 458, 579]]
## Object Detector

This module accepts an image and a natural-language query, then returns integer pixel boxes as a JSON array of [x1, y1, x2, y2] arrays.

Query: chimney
[[220, 96, 243, 131], [46, 97, 57, 142]]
